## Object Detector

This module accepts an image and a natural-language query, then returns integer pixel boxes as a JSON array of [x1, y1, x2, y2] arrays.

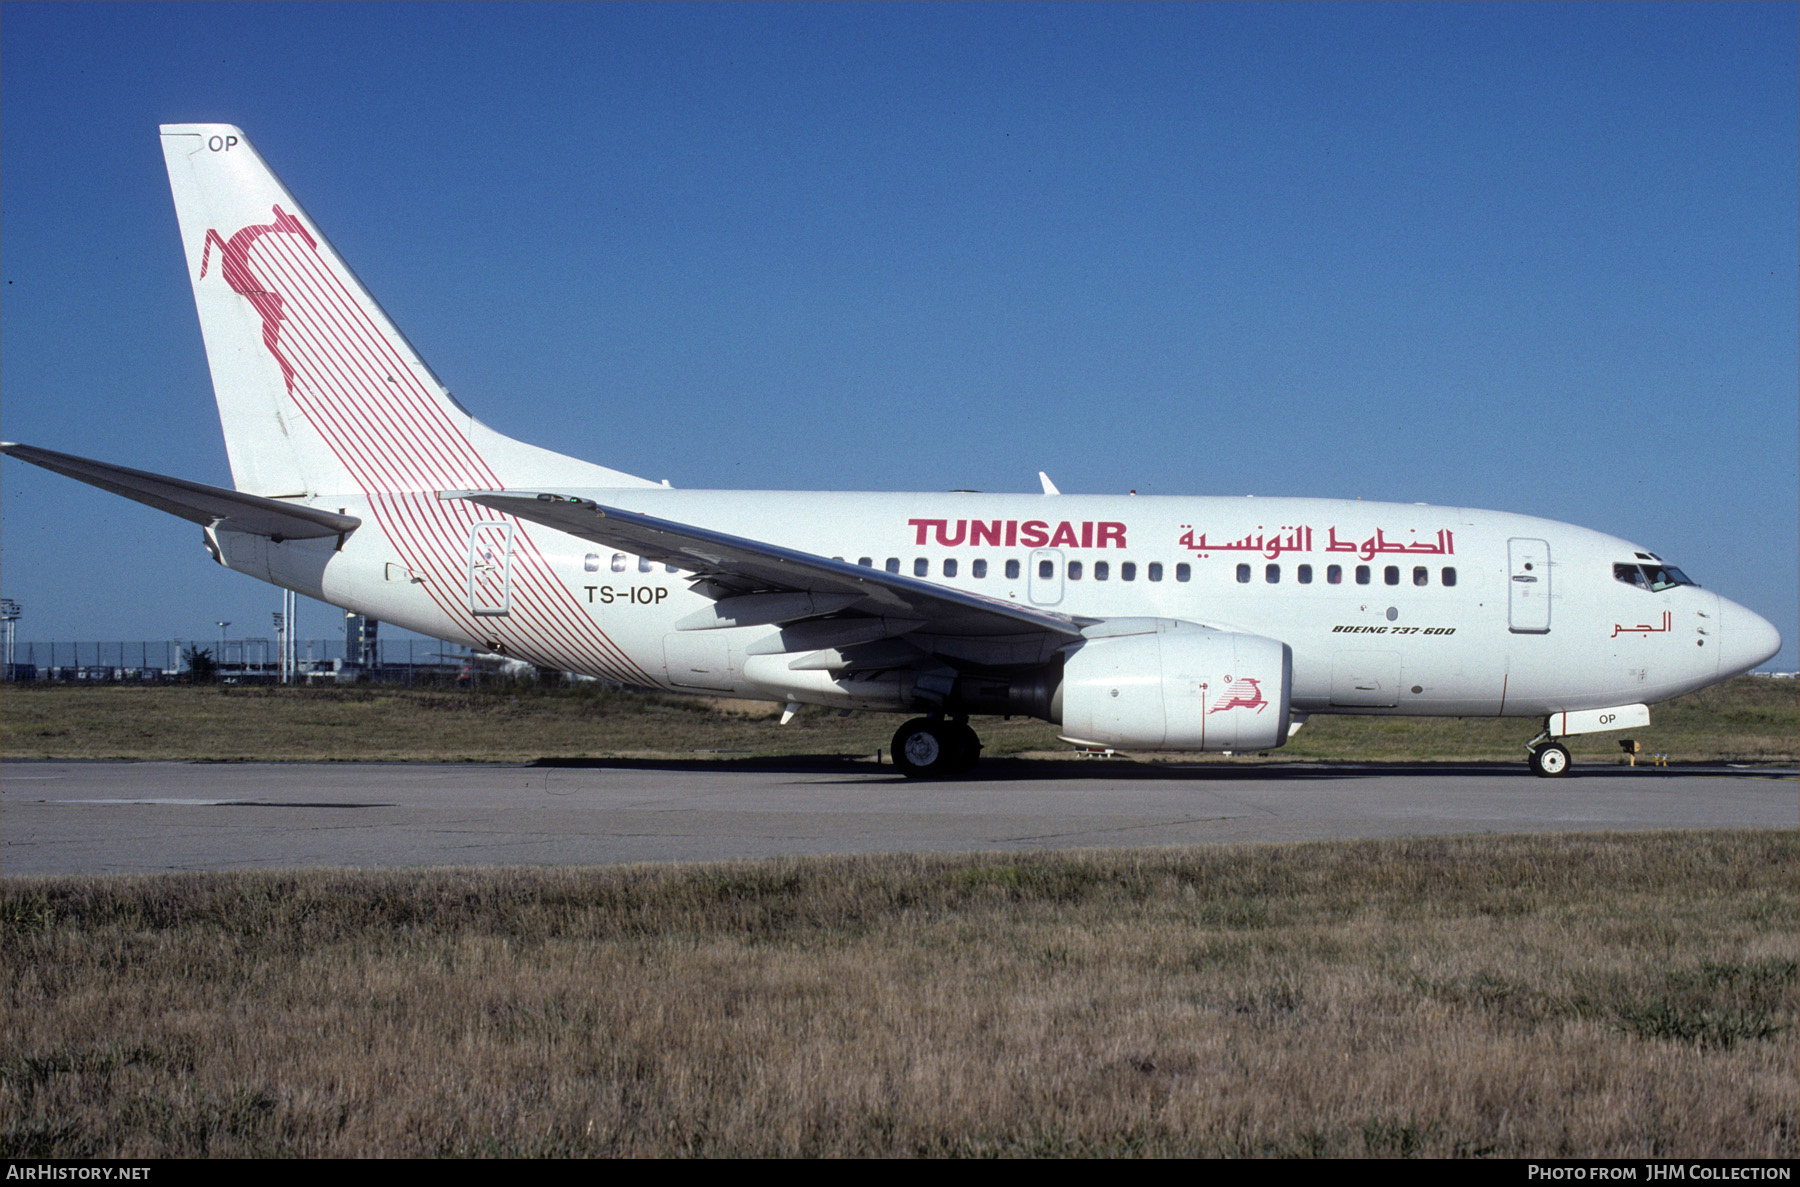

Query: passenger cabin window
[[1236, 563, 1251, 584], [886, 558, 900, 574], [1006, 559, 1021, 579], [1176, 563, 1191, 582], [1441, 567, 1456, 586], [611, 554, 628, 573], [943, 558, 958, 578], [1384, 565, 1400, 586], [914, 558, 929, 577], [1121, 562, 1136, 581], [1038, 559, 1054, 579], [584, 553, 601, 573], [972, 559, 988, 579], [1094, 561, 1109, 581], [858, 557, 873, 567], [1148, 562, 1163, 582], [1068, 561, 1083, 580], [1356, 565, 1371, 585], [1327, 564, 1342, 585], [638, 556, 654, 573], [1265, 564, 1280, 584], [1297, 564, 1313, 584], [1412, 566, 1428, 586]]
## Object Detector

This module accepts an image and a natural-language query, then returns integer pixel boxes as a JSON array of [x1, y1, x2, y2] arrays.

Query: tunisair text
[[908, 519, 1128, 549]]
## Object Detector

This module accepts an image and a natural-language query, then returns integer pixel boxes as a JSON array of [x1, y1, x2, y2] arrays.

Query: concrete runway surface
[[3, 757, 1793, 876]]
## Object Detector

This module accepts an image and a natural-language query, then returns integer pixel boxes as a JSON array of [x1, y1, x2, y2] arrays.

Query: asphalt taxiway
[[2, 757, 1792, 875]]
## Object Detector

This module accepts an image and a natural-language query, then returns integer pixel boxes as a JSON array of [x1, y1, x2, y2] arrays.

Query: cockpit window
[[1616, 561, 1698, 592], [1643, 564, 1698, 591]]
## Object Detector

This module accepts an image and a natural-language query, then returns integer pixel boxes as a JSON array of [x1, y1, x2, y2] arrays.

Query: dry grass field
[[1, 673, 1793, 764], [2, 832, 1793, 1157]]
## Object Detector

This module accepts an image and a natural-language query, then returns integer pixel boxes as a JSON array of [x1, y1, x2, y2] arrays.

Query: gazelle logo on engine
[[1208, 676, 1268, 714]]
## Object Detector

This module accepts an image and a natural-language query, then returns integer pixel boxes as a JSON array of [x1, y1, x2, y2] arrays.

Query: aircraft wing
[[442, 489, 1088, 641], [1, 442, 360, 540]]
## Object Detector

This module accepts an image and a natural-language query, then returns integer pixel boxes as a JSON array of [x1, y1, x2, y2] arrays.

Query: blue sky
[[3, 2, 1796, 668]]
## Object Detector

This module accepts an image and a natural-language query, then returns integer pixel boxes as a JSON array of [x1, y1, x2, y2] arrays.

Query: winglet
[[1038, 471, 1060, 495]]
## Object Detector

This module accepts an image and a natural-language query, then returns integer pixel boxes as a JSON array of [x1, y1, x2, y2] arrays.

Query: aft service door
[[1507, 537, 1551, 633], [1028, 548, 1065, 606], [467, 522, 515, 617]]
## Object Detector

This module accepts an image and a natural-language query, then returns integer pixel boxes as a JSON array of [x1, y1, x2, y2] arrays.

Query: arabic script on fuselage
[[1610, 611, 1673, 639], [1177, 525, 1456, 562]]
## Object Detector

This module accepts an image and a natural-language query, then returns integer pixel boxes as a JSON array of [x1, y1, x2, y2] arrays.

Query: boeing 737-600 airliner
[[2, 126, 1782, 777]]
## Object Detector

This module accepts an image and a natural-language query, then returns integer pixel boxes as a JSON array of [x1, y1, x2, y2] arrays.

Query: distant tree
[[183, 645, 218, 683]]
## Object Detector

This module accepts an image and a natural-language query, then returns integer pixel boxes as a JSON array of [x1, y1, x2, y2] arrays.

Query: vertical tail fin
[[160, 124, 650, 496]]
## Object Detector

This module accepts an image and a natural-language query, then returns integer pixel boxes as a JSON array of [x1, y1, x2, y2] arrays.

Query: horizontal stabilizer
[[1, 442, 360, 540]]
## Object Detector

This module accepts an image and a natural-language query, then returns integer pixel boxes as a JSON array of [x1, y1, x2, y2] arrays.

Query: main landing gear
[[891, 716, 983, 779], [1525, 729, 1572, 778]]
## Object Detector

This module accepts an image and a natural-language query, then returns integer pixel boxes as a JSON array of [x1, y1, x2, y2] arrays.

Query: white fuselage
[[232, 487, 1755, 720]]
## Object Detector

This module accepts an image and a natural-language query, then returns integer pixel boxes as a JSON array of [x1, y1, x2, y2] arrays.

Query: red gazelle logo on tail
[[201, 205, 317, 393]]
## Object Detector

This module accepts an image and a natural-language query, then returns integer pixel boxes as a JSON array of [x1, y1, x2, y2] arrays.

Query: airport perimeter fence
[[4, 638, 478, 685]]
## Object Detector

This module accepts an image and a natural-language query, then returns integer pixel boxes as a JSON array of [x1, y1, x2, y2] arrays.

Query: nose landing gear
[[1525, 729, 1572, 778], [891, 716, 983, 779]]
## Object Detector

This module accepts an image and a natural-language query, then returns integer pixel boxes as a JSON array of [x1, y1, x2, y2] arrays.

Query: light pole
[[0, 599, 19, 678], [284, 588, 297, 682]]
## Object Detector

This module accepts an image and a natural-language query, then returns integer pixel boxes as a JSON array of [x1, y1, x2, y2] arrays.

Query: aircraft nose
[[1715, 597, 1782, 676]]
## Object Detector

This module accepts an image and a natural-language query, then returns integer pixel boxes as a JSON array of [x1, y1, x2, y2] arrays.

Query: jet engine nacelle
[[1059, 620, 1293, 751]]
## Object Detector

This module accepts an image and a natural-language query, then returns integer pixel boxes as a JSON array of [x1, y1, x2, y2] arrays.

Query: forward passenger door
[[1508, 538, 1551, 633]]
